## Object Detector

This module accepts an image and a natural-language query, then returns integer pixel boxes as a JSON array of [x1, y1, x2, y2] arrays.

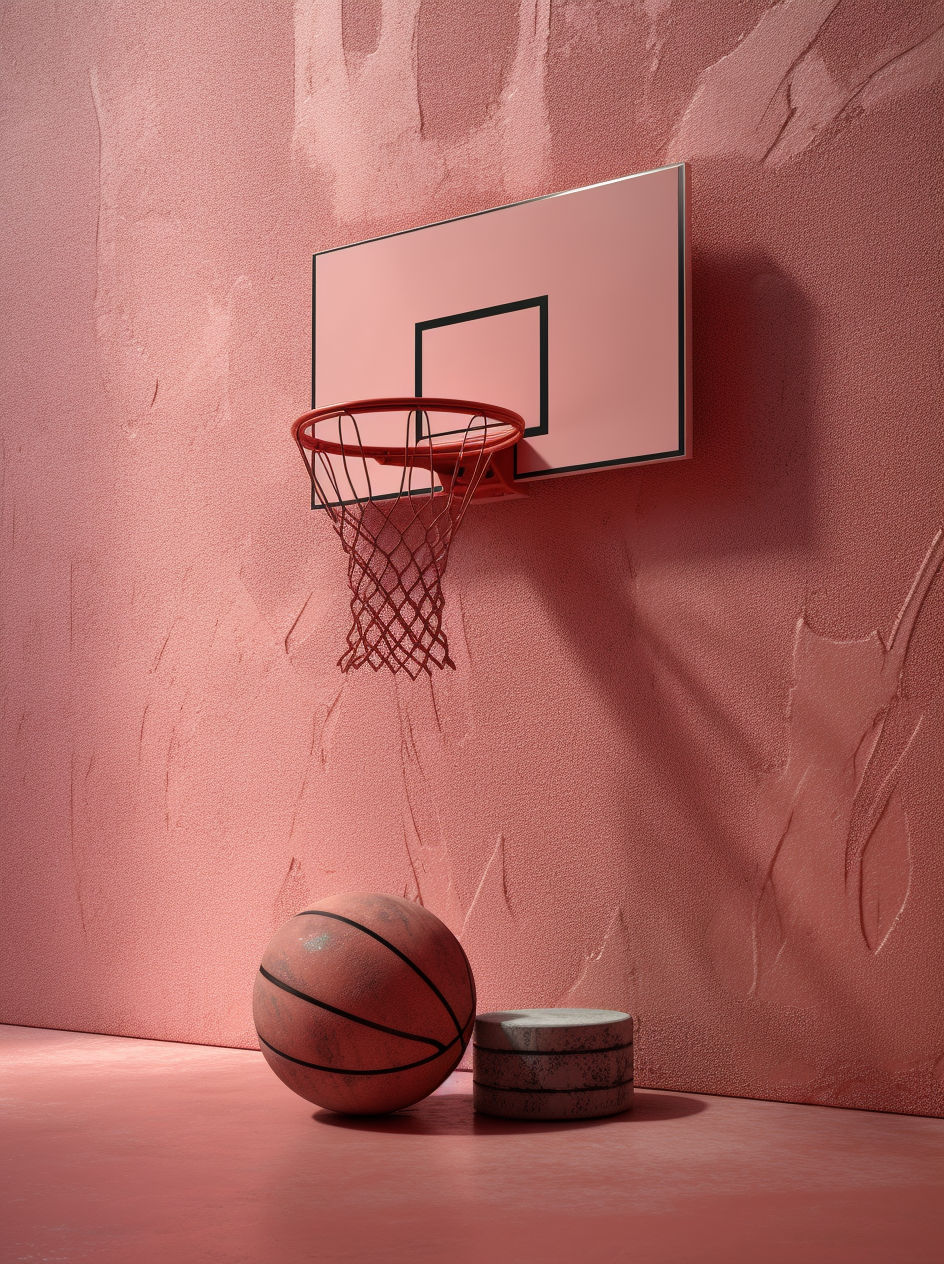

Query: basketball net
[[293, 401, 523, 677]]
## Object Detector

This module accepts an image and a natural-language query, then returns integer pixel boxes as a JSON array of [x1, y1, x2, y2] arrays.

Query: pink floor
[[3, 1026, 943, 1264]]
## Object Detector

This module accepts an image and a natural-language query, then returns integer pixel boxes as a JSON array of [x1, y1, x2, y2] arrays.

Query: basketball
[[252, 892, 476, 1114]]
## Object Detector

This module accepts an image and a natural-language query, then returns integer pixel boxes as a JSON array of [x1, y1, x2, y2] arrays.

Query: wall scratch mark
[[751, 529, 944, 997], [284, 589, 318, 655], [426, 674, 444, 738], [847, 715, 922, 885], [669, 0, 840, 162], [88, 68, 103, 307], [69, 753, 87, 940], [841, 22, 944, 116], [272, 855, 310, 925], [151, 621, 177, 673], [761, 21, 944, 165], [454, 591, 472, 663], [885, 528, 943, 662], [750, 771, 811, 994], [289, 711, 320, 842], [393, 677, 460, 920], [461, 834, 512, 937], [319, 680, 347, 769], [69, 561, 75, 657], [667, 0, 942, 167], [760, 83, 798, 163], [401, 823, 424, 904], [137, 703, 150, 770], [394, 682, 425, 780], [401, 776, 426, 850], [446, 590, 474, 746], [163, 696, 188, 839], [759, 0, 840, 128], [859, 789, 913, 955], [560, 906, 635, 1011]]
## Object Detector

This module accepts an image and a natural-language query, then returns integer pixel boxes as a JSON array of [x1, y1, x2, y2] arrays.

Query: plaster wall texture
[[1, 0, 942, 1114]]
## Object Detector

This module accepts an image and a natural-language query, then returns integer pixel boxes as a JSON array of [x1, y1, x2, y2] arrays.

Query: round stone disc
[[473, 1078, 633, 1122], [474, 1008, 633, 1054], [474, 1044, 633, 1092], [473, 1009, 633, 1121]]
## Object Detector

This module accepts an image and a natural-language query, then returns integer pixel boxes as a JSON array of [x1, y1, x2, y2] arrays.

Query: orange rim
[[292, 397, 525, 461]]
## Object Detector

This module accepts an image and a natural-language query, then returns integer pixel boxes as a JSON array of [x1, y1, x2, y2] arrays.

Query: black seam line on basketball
[[443, 1041, 467, 1079], [258, 1033, 459, 1077], [472, 1078, 635, 1094], [473, 1041, 633, 1057], [295, 910, 464, 1038], [460, 952, 476, 1026], [258, 966, 447, 1052]]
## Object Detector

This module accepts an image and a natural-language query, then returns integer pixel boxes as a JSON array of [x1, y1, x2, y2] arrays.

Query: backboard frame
[[310, 162, 691, 509]]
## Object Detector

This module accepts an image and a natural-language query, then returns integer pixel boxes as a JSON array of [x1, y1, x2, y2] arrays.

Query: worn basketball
[[253, 892, 475, 1114]]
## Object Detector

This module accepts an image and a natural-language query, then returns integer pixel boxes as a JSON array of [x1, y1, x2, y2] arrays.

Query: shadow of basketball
[[311, 1088, 706, 1136]]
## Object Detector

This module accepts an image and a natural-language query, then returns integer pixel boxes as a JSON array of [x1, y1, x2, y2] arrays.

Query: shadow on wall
[[640, 250, 820, 561], [483, 248, 819, 837], [489, 250, 941, 1112], [449, 251, 820, 1074]]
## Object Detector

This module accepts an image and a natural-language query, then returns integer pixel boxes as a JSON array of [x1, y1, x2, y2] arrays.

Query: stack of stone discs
[[473, 1008, 633, 1121]]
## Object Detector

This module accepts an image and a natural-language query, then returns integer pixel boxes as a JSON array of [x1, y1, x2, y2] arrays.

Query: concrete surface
[[3, 1025, 943, 1264]]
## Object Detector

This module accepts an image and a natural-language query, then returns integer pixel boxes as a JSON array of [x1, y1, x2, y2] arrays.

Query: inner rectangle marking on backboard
[[415, 297, 548, 443]]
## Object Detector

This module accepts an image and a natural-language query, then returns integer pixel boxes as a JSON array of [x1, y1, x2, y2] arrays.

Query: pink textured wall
[[2, 1, 942, 1115]]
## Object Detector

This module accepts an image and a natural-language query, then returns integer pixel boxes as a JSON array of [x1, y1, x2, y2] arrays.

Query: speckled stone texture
[[474, 1008, 633, 1119]]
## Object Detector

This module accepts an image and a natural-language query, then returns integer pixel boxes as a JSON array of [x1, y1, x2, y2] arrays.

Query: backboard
[[310, 162, 690, 508]]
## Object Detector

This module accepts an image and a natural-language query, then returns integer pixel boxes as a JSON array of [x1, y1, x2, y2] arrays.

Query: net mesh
[[296, 405, 517, 677]]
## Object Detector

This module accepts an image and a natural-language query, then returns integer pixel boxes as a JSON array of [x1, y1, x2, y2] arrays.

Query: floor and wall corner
[[1, 1, 942, 1261]]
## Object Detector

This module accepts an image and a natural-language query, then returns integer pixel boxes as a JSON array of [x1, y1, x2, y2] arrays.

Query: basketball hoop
[[292, 397, 525, 677]]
